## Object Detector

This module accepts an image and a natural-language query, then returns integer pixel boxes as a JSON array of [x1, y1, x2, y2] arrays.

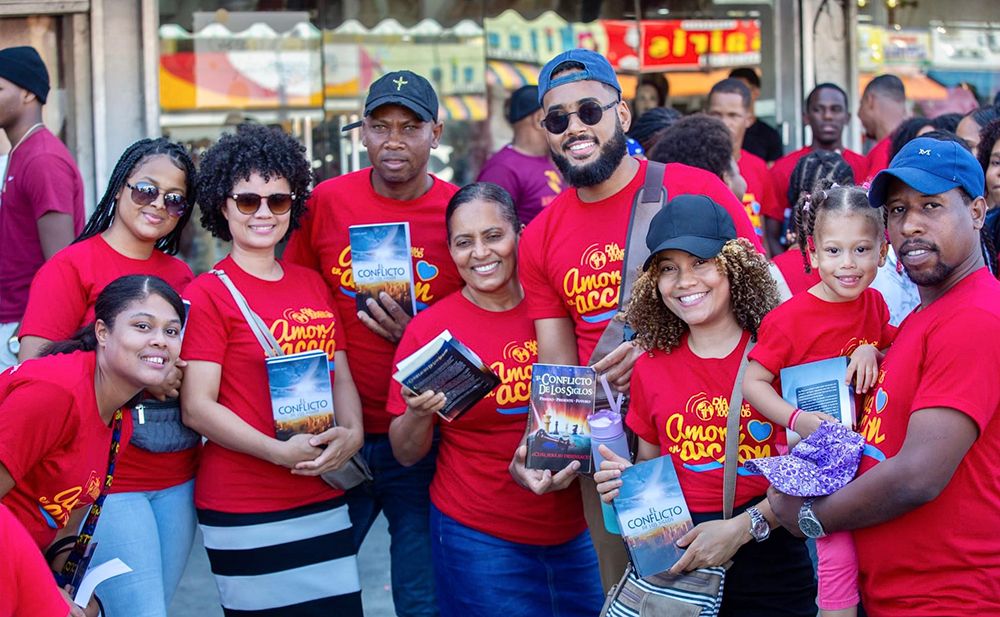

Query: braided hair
[[76, 138, 196, 255], [794, 185, 884, 274]]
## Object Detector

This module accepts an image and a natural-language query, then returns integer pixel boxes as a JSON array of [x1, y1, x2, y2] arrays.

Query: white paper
[[73, 558, 132, 605]]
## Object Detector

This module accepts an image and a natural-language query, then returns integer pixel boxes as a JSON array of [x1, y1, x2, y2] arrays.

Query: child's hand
[[846, 344, 880, 394], [793, 411, 838, 437]]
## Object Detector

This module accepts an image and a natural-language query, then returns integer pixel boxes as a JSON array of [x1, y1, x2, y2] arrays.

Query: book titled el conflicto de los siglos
[[266, 349, 336, 441], [349, 222, 417, 318], [525, 364, 596, 473]]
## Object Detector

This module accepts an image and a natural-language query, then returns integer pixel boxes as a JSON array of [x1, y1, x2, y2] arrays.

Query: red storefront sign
[[604, 19, 761, 71]]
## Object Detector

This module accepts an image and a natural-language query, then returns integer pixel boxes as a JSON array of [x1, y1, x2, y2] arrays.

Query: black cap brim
[[643, 237, 728, 270], [341, 94, 436, 132]]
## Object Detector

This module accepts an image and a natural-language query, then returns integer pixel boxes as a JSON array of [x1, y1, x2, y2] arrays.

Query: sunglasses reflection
[[229, 193, 296, 215], [542, 100, 619, 134], [126, 182, 188, 217]]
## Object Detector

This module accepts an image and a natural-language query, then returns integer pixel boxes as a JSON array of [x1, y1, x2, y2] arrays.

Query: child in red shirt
[[743, 185, 895, 617]]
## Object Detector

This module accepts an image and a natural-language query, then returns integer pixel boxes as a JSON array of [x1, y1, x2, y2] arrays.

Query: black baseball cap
[[507, 85, 540, 124], [342, 70, 439, 131], [642, 195, 737, 270]]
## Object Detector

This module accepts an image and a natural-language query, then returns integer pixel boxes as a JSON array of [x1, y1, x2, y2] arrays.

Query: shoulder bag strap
[[587, 161, 668, 367], [722, 339, 755, 520], [211, 269, 282, 357]]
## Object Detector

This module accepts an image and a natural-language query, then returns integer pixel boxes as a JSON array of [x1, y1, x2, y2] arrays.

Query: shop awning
[[618, 69, 732, 99], [859, 72, 948, 101], [926, 70, 1000, 102], [486, 61, 539, 90]]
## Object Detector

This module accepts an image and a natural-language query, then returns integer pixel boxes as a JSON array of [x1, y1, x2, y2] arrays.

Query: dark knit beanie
[[0, 46, 50, 104]]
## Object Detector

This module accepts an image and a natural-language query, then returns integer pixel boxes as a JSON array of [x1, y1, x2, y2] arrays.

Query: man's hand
[[591, 340, 644, 392], [766, 486, 806, 537], [357, 292, 412, 343], [509, 445, 579, 495]]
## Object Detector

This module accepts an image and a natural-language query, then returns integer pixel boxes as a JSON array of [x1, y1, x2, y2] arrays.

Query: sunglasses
[[126, 182, 188, 217], [541, 100, 619, 134], [229, 193, 296, 215]]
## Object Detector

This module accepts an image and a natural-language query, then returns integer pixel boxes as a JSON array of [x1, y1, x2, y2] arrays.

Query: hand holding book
[[267, 433, 325, 469], [401, 387, 447, 419], [291, 425, 364, 476], [357, 291, 413, 344], [508, 445, 581, 495], [845, 343, 881, 394]]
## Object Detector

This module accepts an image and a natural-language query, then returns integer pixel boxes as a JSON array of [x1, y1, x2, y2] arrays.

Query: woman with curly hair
[[181, 123, 364, 616], [594, 195, 817, 617]]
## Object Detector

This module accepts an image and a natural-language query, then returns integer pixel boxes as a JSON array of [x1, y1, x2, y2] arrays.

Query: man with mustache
[[769, 136, 1000, 616], [285, 70, 462, 617], [512, 48, 763, 589]]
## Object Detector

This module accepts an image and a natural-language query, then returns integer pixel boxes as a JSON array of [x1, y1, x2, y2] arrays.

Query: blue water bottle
[[588, 410, 631, 534]]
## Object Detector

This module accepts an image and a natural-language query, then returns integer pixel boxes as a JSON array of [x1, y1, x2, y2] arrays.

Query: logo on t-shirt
[[840, 336, 880, 358], [333, 244, 441, 310], [36, 471, 101, 529], [269, 306, 338, 358], [858, 367, 889, 462], [741, 193, 764, 237], [661, 392, 772, 473], [488, 339, 538, 413], [564, 242, 624, 323]]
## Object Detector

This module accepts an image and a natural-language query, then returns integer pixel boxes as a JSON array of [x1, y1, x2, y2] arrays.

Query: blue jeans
[[430, 503, 605, 617], [90, 480, 197, 617], [346, 433, 438, 617]]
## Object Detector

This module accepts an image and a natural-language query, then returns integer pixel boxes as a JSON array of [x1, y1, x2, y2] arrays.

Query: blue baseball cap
[[867, 136, 985, 208], [537, 49, 621, 106]]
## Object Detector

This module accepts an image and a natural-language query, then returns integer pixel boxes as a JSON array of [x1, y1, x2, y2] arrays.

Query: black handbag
[[130, 398, 201, 453]]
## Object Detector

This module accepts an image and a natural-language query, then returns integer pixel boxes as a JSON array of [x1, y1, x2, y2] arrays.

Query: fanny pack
[[130, 398, 201, 453]]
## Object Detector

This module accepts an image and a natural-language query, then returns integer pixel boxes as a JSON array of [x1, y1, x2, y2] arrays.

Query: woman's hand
[[292, 427, 364, 476], [267, 433, 324, 469], [403, 388, 446, 419], [669, 515, 750, 574], [593, 444, 633, 503], [146, 358, 186, 400], [846, 344, 880, 394], [509, 445, 579, 495], [59, 585, 99, 617]]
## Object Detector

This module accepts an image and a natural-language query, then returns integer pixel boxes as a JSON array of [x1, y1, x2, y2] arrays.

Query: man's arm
[[36, 212, 76, 260], [535, 317, 578, 365]]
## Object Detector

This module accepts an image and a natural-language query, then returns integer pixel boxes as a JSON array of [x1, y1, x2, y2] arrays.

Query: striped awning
[[441, 94, 488, 121], [486, 60, 540, 90]]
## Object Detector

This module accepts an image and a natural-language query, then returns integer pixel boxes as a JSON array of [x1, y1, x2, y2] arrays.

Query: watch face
[[799, 514, 824, 538], [751, 518, 769, 540]]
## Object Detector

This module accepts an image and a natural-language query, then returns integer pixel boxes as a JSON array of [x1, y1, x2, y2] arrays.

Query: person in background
[[888, 117, 934, 161], [0, 46, 85, 369], [631, 72, 669, 120], [977, 118, 1000, 211], [930, 112, 962, 133], [858, 74, 908, 180], [388, 183, 604, 617], [477, 85, 563, 226], [284, 70, 463, 617], [729, 67, 784, 163], [708, 78, 782, 255], [626, 106, 680, 154], [956, 104, 1000, 153], [17, 138, 198, 617]]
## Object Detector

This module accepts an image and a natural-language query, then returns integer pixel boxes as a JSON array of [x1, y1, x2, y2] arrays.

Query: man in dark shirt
[[730, 67, 784, 163]]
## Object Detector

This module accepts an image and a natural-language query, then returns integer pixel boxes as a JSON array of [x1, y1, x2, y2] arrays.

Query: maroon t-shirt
[[476, 145, 564, 225], [0, 128, 85, 322]]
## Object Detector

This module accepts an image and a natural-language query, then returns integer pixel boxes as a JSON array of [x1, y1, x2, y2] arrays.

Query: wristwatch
[[798, 498, 827, 538], [746, 506, 771, 542]]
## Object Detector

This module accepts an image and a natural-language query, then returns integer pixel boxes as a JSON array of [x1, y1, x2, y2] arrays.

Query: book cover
[[614, 455, 694, 578], [780, 356, 856, 440], [392, 329, 501, 422], [525, 364, 595, 473], [266, 349, 335, 441], [349, 222, 417, 317]]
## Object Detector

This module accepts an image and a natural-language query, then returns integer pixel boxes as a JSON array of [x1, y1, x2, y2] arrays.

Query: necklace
[[2, 122, 45, 197]]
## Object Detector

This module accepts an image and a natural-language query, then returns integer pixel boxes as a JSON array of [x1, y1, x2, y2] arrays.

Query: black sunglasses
[[126, 182, 187, 217], [541, 100, 619, 134], [230, 192, 296, 215]]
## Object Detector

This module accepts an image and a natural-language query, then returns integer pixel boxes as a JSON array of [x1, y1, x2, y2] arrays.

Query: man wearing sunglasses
[[513, 48, 765, 590], [0, 46, 85, 370], [284, 70, 461, 617]]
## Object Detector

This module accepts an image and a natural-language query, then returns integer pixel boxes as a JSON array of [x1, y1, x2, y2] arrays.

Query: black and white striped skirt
[[198, 497, 363, 616]]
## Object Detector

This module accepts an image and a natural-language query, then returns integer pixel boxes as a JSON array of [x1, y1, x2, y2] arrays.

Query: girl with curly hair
[[181, 123, 364, 616], [16, 138, 198, 617], [595, 195, 816, 617]]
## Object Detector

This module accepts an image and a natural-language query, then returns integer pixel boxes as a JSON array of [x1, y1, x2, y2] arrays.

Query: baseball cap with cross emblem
[[342, 70, 440, 131]]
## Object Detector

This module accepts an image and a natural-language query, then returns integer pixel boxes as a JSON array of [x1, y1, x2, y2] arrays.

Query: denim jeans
[[90, 480, 197, 617], [346, 433, 438, 617], [430, 503, 605, 617]]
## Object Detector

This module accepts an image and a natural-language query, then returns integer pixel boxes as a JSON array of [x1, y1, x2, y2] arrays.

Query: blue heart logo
[[875, 388, 888, 413], [416, 260, 438, 282], [747, 419, 773, 442]]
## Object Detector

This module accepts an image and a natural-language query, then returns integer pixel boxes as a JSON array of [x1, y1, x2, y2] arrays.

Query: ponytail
[[39, 323, 99, 356]]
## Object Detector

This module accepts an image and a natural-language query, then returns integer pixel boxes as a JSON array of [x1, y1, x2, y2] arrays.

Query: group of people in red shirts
[[2, 43, 999, 617]]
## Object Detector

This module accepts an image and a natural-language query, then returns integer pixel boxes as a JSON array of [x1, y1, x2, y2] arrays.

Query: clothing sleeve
[[747, 311, 793, 376], [692, 171, 766, 253], [180, 279, 230, 364], [1, 506, 69, 617], [283, 195, 321, 271], [909, 310, 1000, 433], [624, 358, 659, 446], [385, 320, 428, 416], [0, 381, 74, 482], [18, 253, 89, 340], [22, 154, 80, 220], [518, 218, 569, 320]]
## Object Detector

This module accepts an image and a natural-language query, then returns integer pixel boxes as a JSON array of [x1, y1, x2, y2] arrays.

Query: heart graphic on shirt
[[416, 260, 438, 282], [747, 420, 773, 442], [875, 388, 888, 414]]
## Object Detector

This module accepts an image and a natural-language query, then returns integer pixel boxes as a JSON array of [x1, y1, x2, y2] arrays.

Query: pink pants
[[816, 530, 859, 611]]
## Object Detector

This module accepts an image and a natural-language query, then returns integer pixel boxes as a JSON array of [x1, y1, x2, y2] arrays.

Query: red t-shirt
[[386, 291, 586, 545], [19, 235, 197, 493], [519, 159, 763, 365], [862, 137, 892, 184], [0, 351, 132, 548], [182, 256, 344, 513], [769, 146, 868, 217], [738, 149, 781, 226], [0, 128, 85, 322], [0, 504, 69, 617], [854, 269, 1000, 616], [284, 169, 463, 434], [771, 249, 821, 296], [626, 332, 778, 512]]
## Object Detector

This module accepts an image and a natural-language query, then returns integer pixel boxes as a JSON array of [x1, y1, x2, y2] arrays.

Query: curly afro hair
[[196, 122, 314, 242], [977, 117, 1000, 177], [648, 113, 732, 180], [624, 238, 779, 353]]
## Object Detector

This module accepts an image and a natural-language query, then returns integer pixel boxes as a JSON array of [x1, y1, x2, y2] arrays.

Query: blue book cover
[[526, 364, 595, 473], [780, 356, 856, 438], [614, 455, 694, 578], [349, 222, 416, 317], [266, 349, 335, 441]]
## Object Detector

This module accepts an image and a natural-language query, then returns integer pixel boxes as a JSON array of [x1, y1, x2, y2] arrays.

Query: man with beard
[[768, 136, 1000, 616], [858, 74, 908, 181], [769, 84, 867, 236], [512, 48, 762, 589], [285, 70, 462, 617]]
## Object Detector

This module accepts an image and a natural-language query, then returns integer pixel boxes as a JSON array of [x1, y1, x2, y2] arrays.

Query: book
[[780, 356, 856, 441], [266, 349, 335, 441], [349, 222, 417, 317], [74, 558, 132, 606], [392, 329, 501, 422], [525, 364, 596, 473], [613, 455, 694, 578]]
